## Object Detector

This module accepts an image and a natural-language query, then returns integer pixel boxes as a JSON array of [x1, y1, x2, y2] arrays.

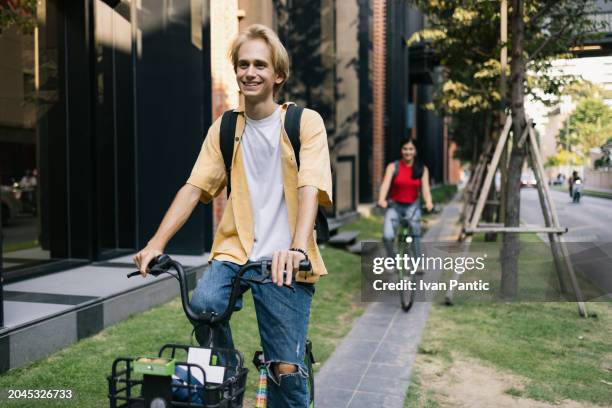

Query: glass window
[[0, 0, 66, 278]]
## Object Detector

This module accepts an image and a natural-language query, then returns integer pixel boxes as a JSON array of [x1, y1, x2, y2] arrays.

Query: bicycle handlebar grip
[[127, 254, 172, 278], [263, 259, 312, 272], [298, 259, 312, 272], [150, 254, 171, 269]]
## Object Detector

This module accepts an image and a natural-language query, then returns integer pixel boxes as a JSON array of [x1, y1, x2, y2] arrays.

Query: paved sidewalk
[[314, 198, 462, 407], [1, 253, 210, 373]]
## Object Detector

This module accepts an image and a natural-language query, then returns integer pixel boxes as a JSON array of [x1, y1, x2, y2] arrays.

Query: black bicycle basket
[[108, 344, 248, 408]]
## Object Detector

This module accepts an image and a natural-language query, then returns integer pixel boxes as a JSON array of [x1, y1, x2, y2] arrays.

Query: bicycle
[[390, 203, 422, 312], [108, 254, 316, 408]]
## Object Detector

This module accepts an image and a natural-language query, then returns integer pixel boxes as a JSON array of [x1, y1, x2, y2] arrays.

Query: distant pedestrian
[[19, 169, 36, 213], [569, 171, 580, 198]]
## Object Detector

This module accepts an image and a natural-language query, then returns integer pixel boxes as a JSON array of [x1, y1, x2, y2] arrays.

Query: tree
[[411, 0, 608, 297], [408, 2, 502, 162], [544, 149, 584, 168], [558, 97, 612, 156]]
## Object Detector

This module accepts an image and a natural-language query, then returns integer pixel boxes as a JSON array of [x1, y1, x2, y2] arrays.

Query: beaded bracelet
[[289, 248, 309, 260]]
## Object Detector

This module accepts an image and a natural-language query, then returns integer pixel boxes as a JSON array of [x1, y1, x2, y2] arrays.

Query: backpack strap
[[386, 160, 400, 200], [285, 104, 330, 243], [285, 104, 304, 168], [220, 110, 238, 197], [219, 105, 330, 243]]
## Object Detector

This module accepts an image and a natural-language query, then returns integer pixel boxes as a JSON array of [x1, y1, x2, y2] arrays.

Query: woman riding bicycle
[[377, 137, 433, 259]]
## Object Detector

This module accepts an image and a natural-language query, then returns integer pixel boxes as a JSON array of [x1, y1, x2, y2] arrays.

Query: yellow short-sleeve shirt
[[186, 102, 333, 283]]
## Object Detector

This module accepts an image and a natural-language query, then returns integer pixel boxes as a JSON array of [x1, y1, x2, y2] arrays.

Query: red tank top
[[390, 161, 421, 204]]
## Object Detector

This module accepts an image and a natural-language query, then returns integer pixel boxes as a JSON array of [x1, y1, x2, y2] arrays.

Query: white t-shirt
[[241, 106, 292, 261]]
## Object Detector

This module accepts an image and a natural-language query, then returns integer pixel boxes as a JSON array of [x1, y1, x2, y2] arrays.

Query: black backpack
[[219, 105, 330, 244]]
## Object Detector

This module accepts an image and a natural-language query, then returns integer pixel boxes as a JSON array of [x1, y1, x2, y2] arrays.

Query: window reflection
[[1, 0, 61, 275]]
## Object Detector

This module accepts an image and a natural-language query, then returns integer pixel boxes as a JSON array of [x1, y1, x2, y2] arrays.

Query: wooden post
[[468, 116, 512, 231], [447, 120, 588, 317], [448, 119, 510, 304], [460, 145, 489, 227], [527, 126, 587, 317], [499, 0, 509, 225]]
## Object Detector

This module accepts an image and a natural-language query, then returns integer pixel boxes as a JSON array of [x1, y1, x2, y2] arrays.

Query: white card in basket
[[187, 347, 226, 384]]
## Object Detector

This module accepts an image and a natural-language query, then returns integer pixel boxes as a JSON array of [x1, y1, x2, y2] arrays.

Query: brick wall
[[210, 0, 240, 229], [372, 0, 386, 200]]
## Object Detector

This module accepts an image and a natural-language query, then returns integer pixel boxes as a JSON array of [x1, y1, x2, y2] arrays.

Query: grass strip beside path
[[0, 242, 369, 407], [406, 233, 612, 406], [407, 302, 612, 407]]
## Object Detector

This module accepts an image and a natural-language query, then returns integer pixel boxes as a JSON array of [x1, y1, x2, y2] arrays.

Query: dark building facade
[[0, 0, 213, 326], [383, 1, 444, 186]]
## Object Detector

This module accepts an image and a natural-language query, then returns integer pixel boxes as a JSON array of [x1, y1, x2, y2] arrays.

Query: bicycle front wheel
[[396, 236, 416, 312]]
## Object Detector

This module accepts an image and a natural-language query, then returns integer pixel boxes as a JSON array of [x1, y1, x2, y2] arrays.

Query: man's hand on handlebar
[[377, 199, 388, 209], [133, 244, 164, 277], [271, 249, 306, 287], [424, 201, 434, 213]]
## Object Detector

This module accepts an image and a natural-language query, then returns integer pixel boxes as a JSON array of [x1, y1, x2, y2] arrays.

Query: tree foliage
[[411, 0, 606, 114], [544, 149, 585, 167], [0, 0, 37, 35], [408, 1, 502, 115], [558, 97, 612, 155], [411, 0, 610, 297], [410, 0, 608, 161]]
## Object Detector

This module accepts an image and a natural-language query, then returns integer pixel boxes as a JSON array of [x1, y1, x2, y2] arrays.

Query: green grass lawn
[[407, 302, 612, 406], [0, 219, 382, 407], [430, 184, 458, 204], [406, 232, 612, 406]]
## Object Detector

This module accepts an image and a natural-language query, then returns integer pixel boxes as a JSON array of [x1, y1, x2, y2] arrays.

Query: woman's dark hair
[[400, 137, 424, 179]]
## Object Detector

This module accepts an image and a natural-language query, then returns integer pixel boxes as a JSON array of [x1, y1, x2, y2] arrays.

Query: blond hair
[[229, 24, 290, 94]]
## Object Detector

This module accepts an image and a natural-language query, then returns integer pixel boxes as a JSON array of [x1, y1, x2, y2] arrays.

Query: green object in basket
[[134, 357, 176, 376]]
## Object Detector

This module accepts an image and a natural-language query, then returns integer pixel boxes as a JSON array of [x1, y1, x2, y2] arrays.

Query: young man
[[133, 24, 332, 407]]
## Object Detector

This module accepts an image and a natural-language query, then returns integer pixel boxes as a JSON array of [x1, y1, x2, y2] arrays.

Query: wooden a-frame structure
[[448, 116, 588, 317]]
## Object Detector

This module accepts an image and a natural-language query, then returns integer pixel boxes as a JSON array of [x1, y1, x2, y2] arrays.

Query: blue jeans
[[383, 200, 422, 258], [190, 260, 314, 407]]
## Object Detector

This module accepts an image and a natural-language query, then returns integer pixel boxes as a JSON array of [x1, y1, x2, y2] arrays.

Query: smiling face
[[235, 38, 284, 102], [401, 141, 416, 163]]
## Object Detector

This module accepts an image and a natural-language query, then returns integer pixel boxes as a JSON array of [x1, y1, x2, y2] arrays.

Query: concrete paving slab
[[315, 197, 462, 407], [316, 387, 354, 406], [5, 265, 160, 296], [10, 313, 77, 368], [3, 301, 73, 328], [347, 391, 403, 408]]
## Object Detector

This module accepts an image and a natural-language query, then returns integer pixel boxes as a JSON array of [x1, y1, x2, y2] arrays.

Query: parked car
[[520, 171, 537, 188], [1, 184, 22, 226]]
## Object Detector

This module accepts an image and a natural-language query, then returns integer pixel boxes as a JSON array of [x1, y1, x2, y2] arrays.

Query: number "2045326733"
[[7, 389, 73, 399]]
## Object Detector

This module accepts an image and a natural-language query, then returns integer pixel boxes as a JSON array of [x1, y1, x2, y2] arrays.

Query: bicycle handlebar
[[127, 254, 312, 326], [376, 202, 441, 215]]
